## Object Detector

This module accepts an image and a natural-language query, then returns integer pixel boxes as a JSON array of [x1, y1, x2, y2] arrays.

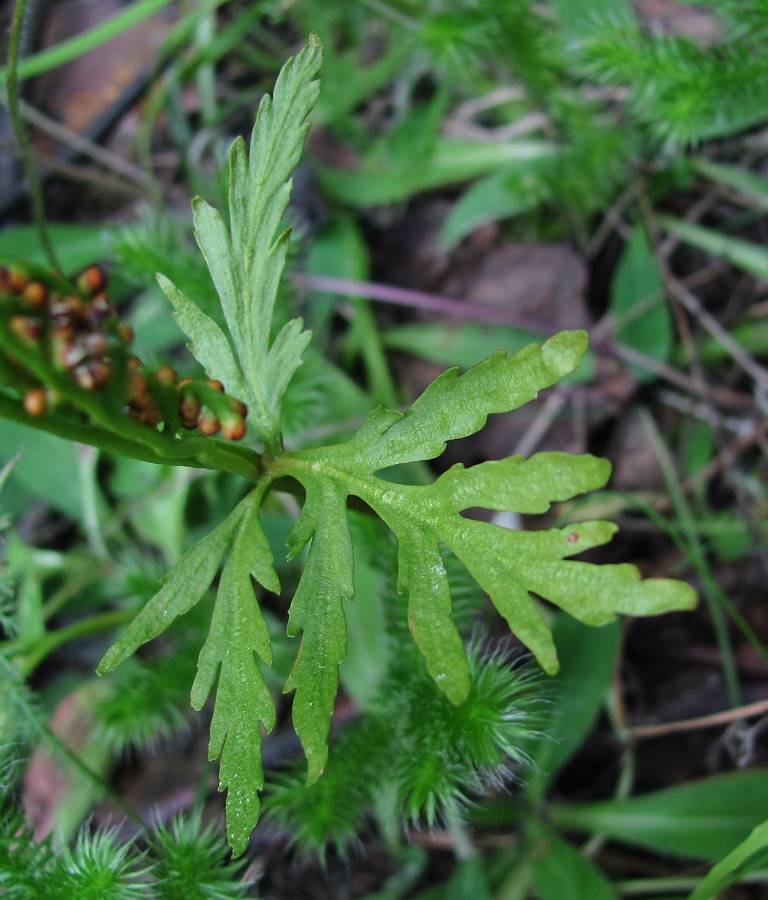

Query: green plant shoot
[[0, 35, 697, 856]]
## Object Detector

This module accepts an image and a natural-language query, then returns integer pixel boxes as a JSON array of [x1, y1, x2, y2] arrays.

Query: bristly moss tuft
[[264, 634, 542, 853], [148, 812, 248, 899], [574, 13, 768, 148], [0, 810, 246, 898]]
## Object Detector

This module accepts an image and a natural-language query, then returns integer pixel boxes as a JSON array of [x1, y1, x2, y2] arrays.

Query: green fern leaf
[[283, 478, 355, 782], [271, 331, 697, 777], [190, 487, 279, 856], [158, 35, 322, 452], [94, 39, 698, 854], [97, 496, 252, 674], [156, 273, 248, 403], [98, 487, 280, 856]]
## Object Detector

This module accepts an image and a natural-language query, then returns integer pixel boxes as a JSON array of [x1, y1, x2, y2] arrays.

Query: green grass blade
[[0, 0, 178, 85], [658, 215, 768, 281]]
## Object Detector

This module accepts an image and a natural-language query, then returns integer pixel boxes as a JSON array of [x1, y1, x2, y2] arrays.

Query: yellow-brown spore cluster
[[0, 263, 248, 441]]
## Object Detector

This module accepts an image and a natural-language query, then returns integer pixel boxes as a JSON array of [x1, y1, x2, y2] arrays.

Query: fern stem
[[0, 391, 262, 482], [5, 0, 59, 270]]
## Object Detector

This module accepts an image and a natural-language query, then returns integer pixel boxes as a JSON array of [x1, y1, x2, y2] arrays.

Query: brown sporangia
[[0, 263, 248, 441]]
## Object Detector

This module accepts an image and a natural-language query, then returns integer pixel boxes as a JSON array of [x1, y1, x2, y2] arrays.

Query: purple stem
[[294, 273, 555, 334]]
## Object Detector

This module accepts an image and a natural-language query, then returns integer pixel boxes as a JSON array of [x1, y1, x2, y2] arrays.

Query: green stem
[[5, 607, 136, 676], [0, 392, 165, 461], [347, 297, 399, 409], [5, 0, 59, 269], [0, 392, 262, 481], [42, 562, 113, 620], [77, 445, 109, 559], [617, 875, 755, 895], [193, 0, 219, 127]]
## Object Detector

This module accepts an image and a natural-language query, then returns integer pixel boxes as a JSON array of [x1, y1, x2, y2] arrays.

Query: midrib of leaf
[[271, 454, 392, 508]]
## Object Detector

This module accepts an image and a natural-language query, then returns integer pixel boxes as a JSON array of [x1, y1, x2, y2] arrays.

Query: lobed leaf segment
[[0, 35, 698, 856], [158, 28, 320, 457]]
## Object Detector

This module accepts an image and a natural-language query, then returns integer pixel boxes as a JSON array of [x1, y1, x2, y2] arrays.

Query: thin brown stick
[[654, 416, 768, 513], [667, 274, 768, 396], [630, 698, 768, 740], [19, 99, 152, 188]]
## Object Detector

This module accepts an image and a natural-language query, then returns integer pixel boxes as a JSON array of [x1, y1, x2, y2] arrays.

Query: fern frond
[[96, 38, 696, 857]]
